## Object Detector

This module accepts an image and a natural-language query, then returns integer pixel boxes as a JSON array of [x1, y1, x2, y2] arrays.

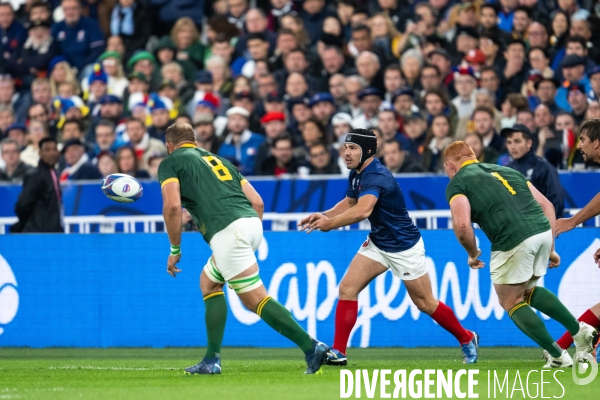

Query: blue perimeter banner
[[0, 171, 598, 216], [0, 228, 598, 348]]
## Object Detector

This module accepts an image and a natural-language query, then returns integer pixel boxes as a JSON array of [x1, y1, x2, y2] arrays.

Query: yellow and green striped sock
[[509, 301, 562, 357], [257, 297, 313, 353]]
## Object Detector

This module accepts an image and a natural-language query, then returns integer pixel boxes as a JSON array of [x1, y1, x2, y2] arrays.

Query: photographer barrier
[[0, 228, 598, 348]]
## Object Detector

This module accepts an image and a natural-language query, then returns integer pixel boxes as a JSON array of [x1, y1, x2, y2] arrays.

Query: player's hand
[[593, 248, 600, 267], [301, 213, 332, 234], [167, 254, 182, 277], [549, 251, 561, 268], [467, 249, 485, 269], [298, 213, 319, 230], [555, 218, 576, 237]]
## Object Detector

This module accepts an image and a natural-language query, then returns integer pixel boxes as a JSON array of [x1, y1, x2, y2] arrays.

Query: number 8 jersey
[[445, 160, 550, 252], [158, 145, 258, 243]]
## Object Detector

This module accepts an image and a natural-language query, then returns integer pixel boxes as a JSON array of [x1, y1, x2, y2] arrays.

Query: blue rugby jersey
[[346, 158, 421, 252]]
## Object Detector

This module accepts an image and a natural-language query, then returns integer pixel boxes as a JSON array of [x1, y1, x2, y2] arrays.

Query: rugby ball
[[101, 173, 143, 203]]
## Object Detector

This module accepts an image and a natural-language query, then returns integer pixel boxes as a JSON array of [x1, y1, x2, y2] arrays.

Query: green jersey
[[158, 145, 258, 243], [445, 161, 550, 252]]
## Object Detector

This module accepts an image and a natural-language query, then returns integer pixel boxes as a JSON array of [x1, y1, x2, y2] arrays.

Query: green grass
[[0, 347, 598, 399]]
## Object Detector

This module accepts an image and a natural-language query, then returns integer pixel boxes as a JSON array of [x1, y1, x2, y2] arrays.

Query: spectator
[[235, 8, 278, 56], [256, 135, 300, 176], [127, 51, 160, 92], [123, 118, 166, 170], [52, 0, 105, 75], [0, 3, 27, 63], [109, 0, 151, 57], [85, 63, 109, 106], [4, 18, 57, 90], [150, 0, 205, 38], [309, 92, 336, 129], [566, 82, 588, 126], [147, 95, 174, 141], [383, 64, 404, 103], [452, 68, 478, 118], [473, 106, 506, 153], [400, 49, 422, 91], [193, 113, 222, 154], [341, 75, 366, 118], [0, 75, 19, 109], [534, 77, 560, 115], [528, 47, 553, 80], [59, 138, 102, 181], [421, 115, 453, 173], [500, 93, 528, 128], [115, 145, 150, 178], [352, 87, 382, 129], [0, 106, 16, 138], [500, 39, 528, 94], [0, 138, 32, 182], [49, 58, 79, 97], [92, 119, 124, 158], [308, 141, 340, 175], [96, 150, 117, 176], [12, 137, 62, 233], [299, 0, 332, 45], [231, 91, 261, 133], [206, 56, 233, 101], [331, 112, 352, 144], [464, 132, 499, 164], [382, 139, 426, 173], [255, 111, 287, 173], [88, 95, 125, 142], [218, 106, 264, 176], [96, 52, 128, 98], [147, 152, 165, 179], [169, 17, 205, 71], [503, 124, 565, 217], [17, 123, 45, 167], [555, 54, 589, 112]]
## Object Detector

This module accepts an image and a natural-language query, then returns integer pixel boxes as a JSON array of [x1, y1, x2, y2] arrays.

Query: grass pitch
[[0, 347, 598, 400]]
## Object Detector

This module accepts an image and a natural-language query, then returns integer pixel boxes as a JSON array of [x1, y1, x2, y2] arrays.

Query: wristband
[[170, 244, 181, 256]]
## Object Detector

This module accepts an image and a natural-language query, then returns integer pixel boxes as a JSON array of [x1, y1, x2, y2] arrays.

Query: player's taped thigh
[[204, 257, 226, 284], [227, 271, 263, 294]]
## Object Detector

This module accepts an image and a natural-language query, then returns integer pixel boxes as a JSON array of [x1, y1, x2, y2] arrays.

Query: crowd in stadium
[[0, 0, 599, 183]]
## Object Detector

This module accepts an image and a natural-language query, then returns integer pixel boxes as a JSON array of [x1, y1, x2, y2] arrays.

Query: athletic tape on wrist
[[170, 244, 181, 256]]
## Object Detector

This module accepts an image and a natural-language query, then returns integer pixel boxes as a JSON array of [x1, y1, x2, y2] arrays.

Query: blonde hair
[[171, 17, 200, 48], [50, 61, 80, 97], [370, 12, 400, 39], [161, 62, 183, 80], [206, 55, 231, 80]]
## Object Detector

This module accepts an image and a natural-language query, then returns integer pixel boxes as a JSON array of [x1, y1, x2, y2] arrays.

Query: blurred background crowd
[[1, 0, 599, 185]]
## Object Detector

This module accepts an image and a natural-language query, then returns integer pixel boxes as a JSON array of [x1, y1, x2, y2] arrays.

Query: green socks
[[527, 287, 580, 336], [257, 296, 314, 353], [509, 301, 562, 357], [204, 291, 227, 358]]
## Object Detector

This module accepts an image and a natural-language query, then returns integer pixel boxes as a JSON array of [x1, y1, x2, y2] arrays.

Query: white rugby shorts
[[204, 217, 263, 283], [357, 236, 427, 280], [490, 229, 552, 285]]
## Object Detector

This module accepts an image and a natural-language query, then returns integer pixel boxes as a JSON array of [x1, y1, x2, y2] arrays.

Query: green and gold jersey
[[158, 145, 258, 243], [445, 160, 550, 252]]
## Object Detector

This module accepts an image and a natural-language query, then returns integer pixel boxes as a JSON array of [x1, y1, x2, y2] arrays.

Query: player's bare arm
[[450, 195, 484, 269], [556, 192, 600, 236], [301, 195, 377, 234], [529, 183, 560, 267], [298, 196, 357, 228], [161, 180, 183, 277], [242, 182, 264, 220]]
